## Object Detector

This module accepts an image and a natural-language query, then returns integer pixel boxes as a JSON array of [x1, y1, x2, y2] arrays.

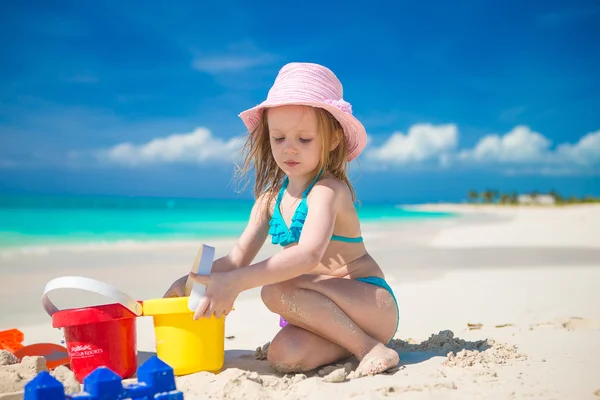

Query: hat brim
[[239, 100, 367, 162]]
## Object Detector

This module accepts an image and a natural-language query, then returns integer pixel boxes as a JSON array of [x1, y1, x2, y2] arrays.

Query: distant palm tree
[[481, 190, 494, 203], [510, 192, 518, 204], [468, 190, 479, 203], [500, 193, 510, 204], [491, 190, 499, 201], [549, 189, 563, 203]]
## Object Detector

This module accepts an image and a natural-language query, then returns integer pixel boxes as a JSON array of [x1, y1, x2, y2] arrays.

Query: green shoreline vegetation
[[466, 190, 600, 205]]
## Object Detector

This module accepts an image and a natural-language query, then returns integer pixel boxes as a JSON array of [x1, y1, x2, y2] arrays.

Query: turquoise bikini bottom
[[356, 276, 399, 343], [278, 276, 400, 343]]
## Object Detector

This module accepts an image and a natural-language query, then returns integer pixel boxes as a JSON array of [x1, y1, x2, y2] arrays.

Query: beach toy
[[14, 343, 70, 370], [142, 297, 225, 376], [41, 276, 143, 383], [0, 329, 69, 370], [143, 244, 225, 376], [0, 328, 24, 352], [24, 355, 183, 399], [186, 244, 215, 312]]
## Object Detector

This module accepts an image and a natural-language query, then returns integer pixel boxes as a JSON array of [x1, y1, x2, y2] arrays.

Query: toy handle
[[41, 276, 143, 317]]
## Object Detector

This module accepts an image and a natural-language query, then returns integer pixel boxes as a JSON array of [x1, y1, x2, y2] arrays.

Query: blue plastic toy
[[24, 355, 184, 399]]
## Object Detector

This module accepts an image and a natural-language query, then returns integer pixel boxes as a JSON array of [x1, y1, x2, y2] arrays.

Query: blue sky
[[1, 0, 599, 203]]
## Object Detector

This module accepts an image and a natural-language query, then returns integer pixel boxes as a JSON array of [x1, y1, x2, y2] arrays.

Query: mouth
[[284, 161, 299, 167]]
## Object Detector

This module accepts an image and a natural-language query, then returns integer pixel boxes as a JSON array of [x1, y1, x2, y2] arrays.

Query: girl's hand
[[187, 271, 242, 320]]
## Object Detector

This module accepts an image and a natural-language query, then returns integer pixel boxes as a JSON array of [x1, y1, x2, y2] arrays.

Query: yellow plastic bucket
[[142, 296, 225, 376]]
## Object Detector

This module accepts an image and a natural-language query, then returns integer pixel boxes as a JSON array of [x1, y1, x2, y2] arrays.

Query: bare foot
[[354, 343, 399, 377]]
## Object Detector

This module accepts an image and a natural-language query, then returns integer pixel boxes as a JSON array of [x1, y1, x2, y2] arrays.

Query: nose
[[283, 141, 297, 155]]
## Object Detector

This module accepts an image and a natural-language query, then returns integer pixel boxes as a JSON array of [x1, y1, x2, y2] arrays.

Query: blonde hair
[[234, 106, 357, 217]]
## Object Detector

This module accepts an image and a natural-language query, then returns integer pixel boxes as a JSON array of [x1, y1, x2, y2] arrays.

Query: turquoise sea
[[0, 195, 455, 249]]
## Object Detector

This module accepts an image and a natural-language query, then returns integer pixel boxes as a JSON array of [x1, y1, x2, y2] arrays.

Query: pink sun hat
[[238, 62, 368, 161]]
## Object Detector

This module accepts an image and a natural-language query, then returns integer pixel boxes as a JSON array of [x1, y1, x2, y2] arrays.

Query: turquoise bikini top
[[268, 172, 364, 247]]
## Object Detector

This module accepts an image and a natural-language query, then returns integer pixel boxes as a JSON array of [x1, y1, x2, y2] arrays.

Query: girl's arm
[[211, 192, 271, 273], [168, 192, 271, 294], [231, 179, 341, 290]]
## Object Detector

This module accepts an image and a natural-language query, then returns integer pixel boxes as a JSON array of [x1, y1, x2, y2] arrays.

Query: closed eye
[[272, 137, 284, 142], [299, 138, 313, 143]]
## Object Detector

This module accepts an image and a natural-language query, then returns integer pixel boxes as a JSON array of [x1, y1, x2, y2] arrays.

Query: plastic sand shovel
[[0, 328, 69, 370], [14, 343, 69, 370]]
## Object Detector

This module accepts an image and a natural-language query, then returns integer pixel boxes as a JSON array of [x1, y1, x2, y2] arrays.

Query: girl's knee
[[267, 335, 308, 373], [261, 283, 282, 311], [261, 281, 298, 312]]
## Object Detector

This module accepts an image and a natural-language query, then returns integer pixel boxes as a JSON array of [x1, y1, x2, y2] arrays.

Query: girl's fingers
[[193, 297, 210, 320], [203, 303, 215, 319], [188, 273, 210, 285]]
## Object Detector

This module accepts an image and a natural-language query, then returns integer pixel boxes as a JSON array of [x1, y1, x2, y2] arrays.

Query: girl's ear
[[329, 129, 343, 152]]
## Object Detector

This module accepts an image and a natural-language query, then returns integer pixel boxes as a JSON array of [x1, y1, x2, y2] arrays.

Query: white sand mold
[[186, 244, 215, 312]]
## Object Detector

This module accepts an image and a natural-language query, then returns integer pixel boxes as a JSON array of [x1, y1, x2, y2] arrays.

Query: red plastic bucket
[[41, 276, 143, 382], [51, 303, 138, 383]]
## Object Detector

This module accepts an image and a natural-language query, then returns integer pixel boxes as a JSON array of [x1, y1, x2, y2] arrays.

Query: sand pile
[[443, 341, 526, 367], [0, 350, 79, 398], [390, 330, 491, 354], [254, 342, 270, 360], [390, 330, 526, 367]]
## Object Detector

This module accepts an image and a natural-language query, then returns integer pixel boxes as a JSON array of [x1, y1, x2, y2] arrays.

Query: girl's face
[[267, 105, 323, 179]]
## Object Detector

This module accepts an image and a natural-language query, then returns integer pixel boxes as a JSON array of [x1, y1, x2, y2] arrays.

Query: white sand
[[407, 203, 600, 248], [1, 204, 600, 399]]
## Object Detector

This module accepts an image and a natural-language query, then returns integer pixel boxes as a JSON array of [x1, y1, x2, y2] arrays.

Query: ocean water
[[0, 195, 454, 249]]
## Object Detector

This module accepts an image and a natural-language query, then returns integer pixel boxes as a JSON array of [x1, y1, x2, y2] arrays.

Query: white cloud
[[364, 123, 599, 175], [458, 125, 551, 163], [365, 123, 458, 165], [458, 127, 600, 172], [193, 55, 275, 74], [555, 130, 600, 166], [502, 166, 595, 176], [57, 118, 599, 176], [192, 42, 277, 74], [97, 128, 243, 166]]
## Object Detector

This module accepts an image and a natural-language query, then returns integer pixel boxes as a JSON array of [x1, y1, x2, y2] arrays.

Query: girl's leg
[[267, 324, 351, 373], [261, 274, 399, 376]]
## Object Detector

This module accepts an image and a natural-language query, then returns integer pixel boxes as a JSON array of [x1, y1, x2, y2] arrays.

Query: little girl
[[165, 62, 400, 377]]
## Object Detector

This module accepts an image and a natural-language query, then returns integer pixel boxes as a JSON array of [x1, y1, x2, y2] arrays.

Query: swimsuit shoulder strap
[[301, 169, 325, 198], [276, 177, 289, 205]]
